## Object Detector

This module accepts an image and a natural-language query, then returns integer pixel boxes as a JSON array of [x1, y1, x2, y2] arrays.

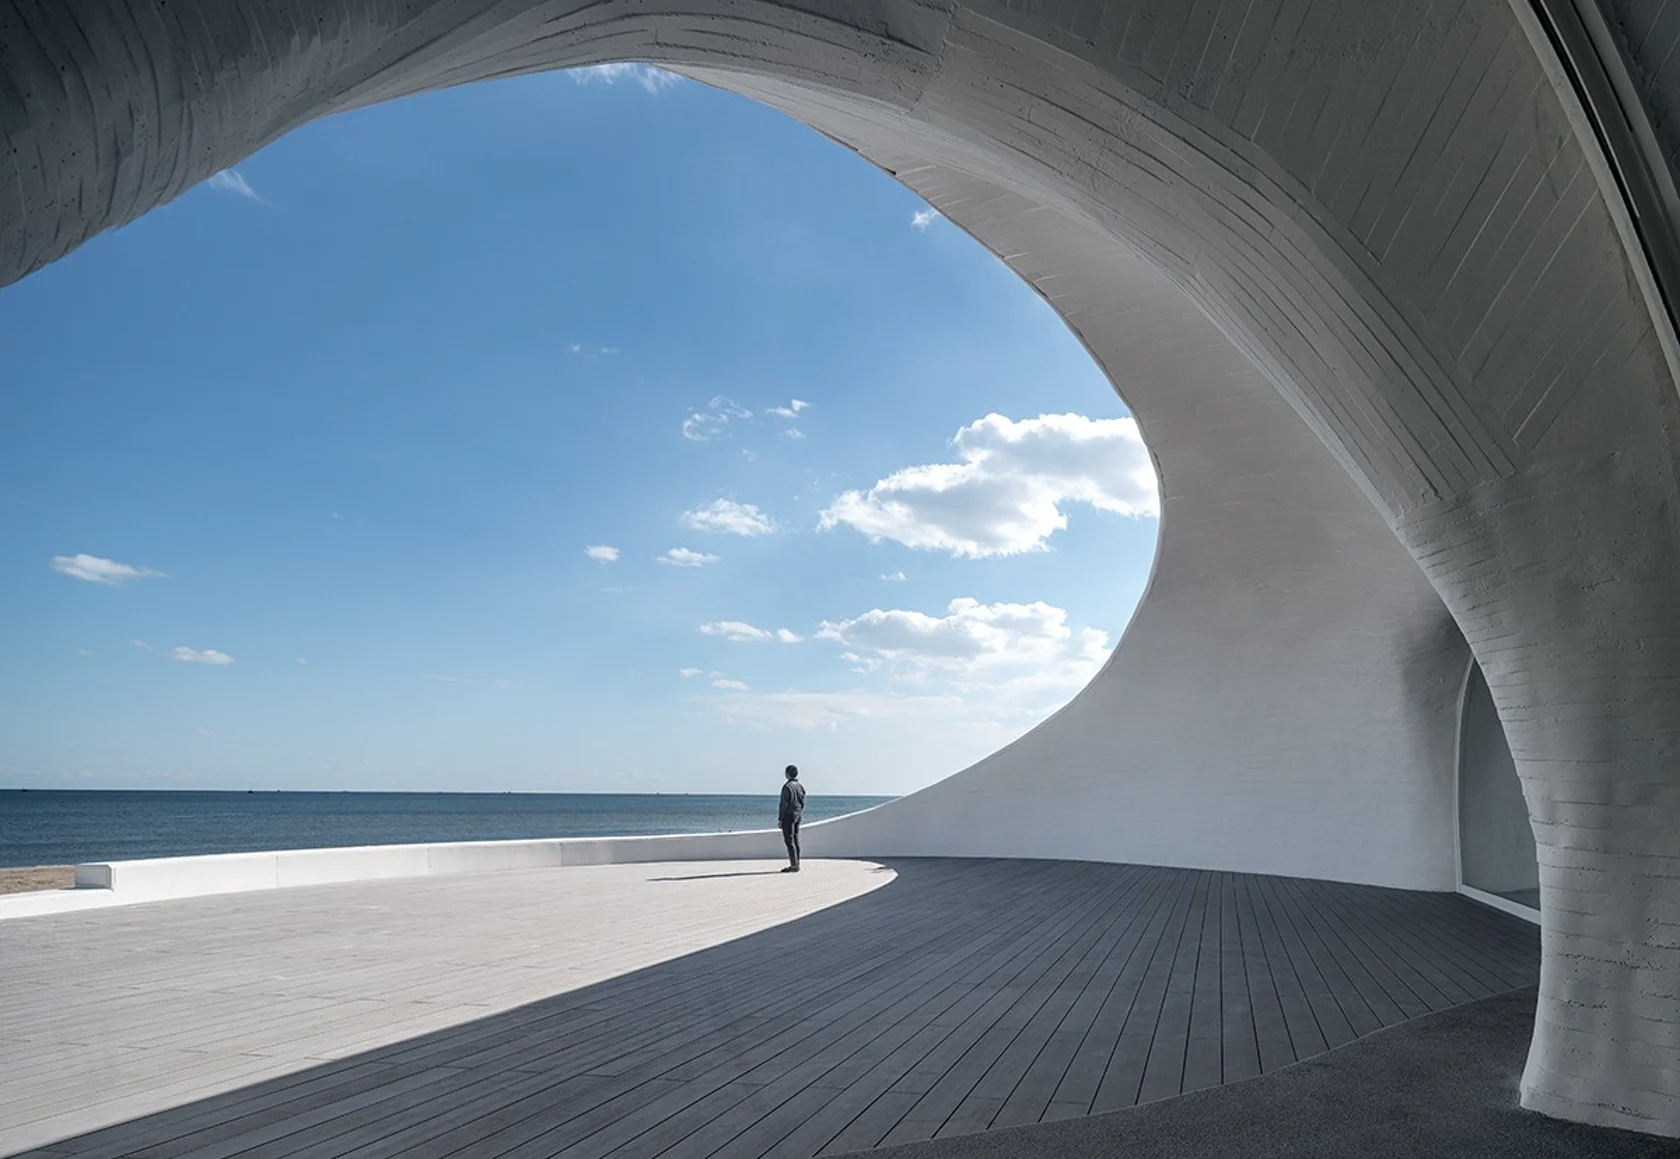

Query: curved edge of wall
[[689, 120, 1471, 893], [0, 822, 843, 922]]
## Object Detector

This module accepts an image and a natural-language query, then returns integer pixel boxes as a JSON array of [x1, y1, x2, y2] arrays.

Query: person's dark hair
[[785, 764, 799, 779]]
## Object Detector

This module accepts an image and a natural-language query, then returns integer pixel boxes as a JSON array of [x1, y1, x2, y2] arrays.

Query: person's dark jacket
[[779, 779, 806, 827]]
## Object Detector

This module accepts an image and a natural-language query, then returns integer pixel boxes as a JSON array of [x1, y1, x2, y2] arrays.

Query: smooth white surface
[[787, 218, 1466, 891], [0, 828, 797, 921]]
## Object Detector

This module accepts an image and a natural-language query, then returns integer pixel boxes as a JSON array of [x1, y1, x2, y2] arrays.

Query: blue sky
[[0, 64, 1159, 796]]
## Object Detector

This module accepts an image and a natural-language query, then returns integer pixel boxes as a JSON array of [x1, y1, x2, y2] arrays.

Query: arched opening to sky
[[0, 63, 1160, 796]]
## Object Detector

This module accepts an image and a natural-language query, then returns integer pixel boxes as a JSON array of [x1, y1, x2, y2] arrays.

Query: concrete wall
[[1458, 662, 1539, 900], [775, 181, 1469, 891], [0, 827, 799, 921], [4, 0, 1680, 1136]]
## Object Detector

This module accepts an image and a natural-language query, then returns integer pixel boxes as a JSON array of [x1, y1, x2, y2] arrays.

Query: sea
[[0, 790, 895, 868]]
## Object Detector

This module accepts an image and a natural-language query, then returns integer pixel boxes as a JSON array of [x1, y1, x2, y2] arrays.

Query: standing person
[[778, 764, 806, 873]]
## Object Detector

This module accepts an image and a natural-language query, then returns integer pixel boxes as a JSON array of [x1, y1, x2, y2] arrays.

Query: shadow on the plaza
[[27, 858, 1549, 1158]]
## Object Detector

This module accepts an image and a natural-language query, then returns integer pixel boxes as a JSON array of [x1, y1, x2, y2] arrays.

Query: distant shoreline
[[2, 788, 899, 797], [0, 866, 72, 895], [0, 790, 895, 869]]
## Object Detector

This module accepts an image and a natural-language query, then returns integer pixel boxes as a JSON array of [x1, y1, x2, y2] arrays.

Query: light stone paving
[[0, 859, 891, 1156]]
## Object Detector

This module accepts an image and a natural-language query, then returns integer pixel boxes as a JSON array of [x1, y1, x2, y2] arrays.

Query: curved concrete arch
[[5, 0, 1680, 1137], [808, 182, 1469, 893]]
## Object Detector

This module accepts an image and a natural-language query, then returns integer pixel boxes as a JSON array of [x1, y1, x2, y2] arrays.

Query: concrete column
[[1397, 439, 1680, 1135]]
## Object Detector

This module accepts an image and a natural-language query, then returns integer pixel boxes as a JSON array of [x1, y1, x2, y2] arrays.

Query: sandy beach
[[0, 866, 73, 895]]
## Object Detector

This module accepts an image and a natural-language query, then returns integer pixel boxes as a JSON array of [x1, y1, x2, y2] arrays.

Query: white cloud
[[767, 399, 809, 439], [714, 690, 969, 732], [818, 597, 1109, 696], [819, 413, 1157, 557], [51, 554, 165, 585], [699, 620, 773, 642], [76, 648, 94, 657], [880, 572, 907, 582], [168, 647, 235, 666], [682, 498, 775, 536], [697, 621, 802, 644], [295, 656, 308, 666], [840, 651, 882, 673], [679, 667, 704, 678], [660, 547, 720, 567], [207, 169, 261, 201], [711, 678, 750, 691], [682, 395, 752, 441], [911, 208, 940, 231], [570, 62, 683, 93], [131, 639, 152, 649], [585, 545, 620, 563]]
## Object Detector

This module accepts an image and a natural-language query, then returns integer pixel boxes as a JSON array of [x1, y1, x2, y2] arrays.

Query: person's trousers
[[781, 819, 800, 868]]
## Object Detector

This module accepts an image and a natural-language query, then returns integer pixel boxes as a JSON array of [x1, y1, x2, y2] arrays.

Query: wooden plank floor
[[1, 859, 1539, 1158]]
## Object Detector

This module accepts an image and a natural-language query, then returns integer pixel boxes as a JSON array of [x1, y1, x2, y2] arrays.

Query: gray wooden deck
[[2, 858, 1539, 1158]]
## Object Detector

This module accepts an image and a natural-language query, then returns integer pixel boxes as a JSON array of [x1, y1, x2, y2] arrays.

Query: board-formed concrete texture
[[4, 0, 1680, 1140]]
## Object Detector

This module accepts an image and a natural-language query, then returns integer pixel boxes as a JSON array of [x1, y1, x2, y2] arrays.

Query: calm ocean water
[[0, 790, 894, 867]]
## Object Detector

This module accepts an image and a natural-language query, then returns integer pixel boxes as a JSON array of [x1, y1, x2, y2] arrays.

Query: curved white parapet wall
[[0, 826, 804, 921], [6, 0, 1680, 1137]]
